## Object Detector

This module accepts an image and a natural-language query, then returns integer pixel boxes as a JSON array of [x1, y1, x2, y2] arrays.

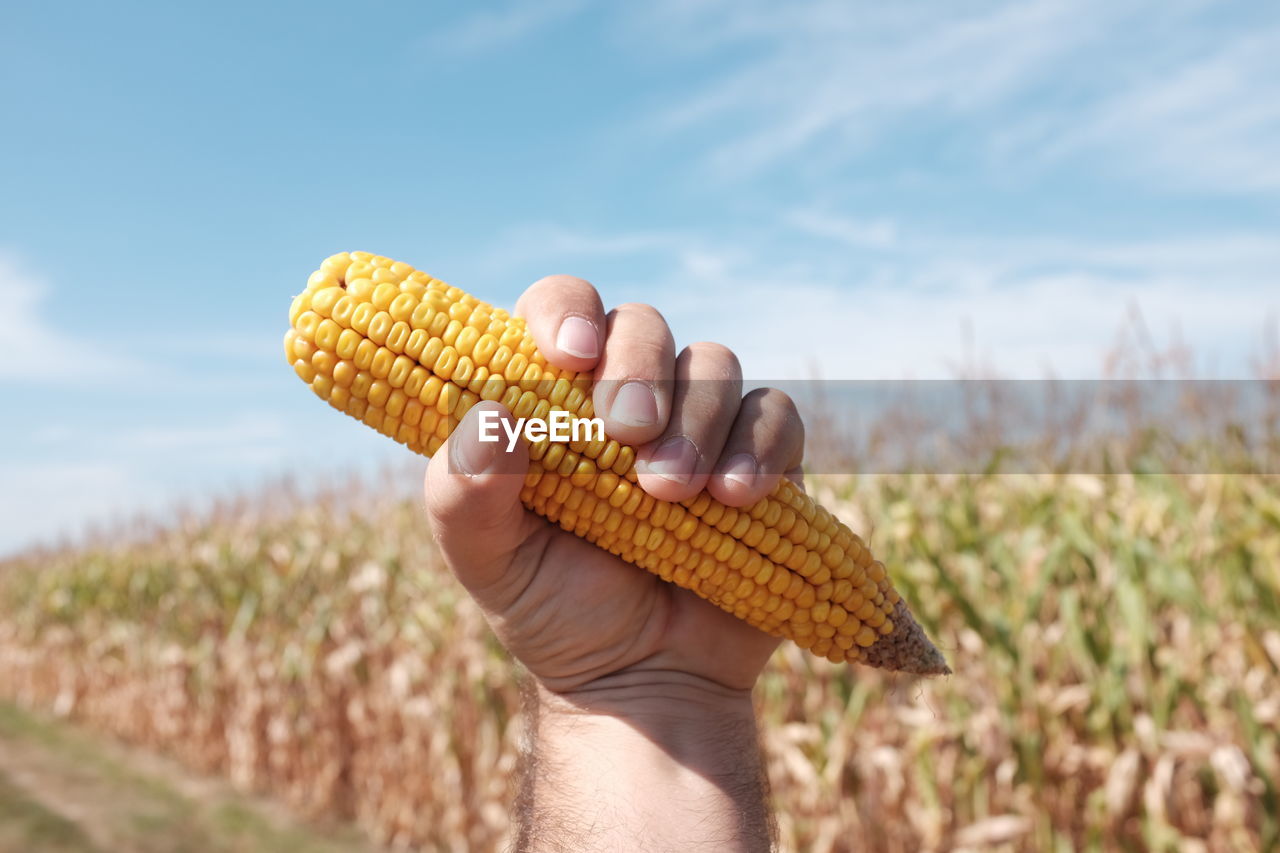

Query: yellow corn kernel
[[389, 292, 417, 322], [405, 328, 429, 361], [370, 347, 394, 379], [311, 286, 343, 318], [372, 281, 399, 311], [367, 312, 393, 346], [335, 329, 360, 361], [289, 292, 311, 325], [350, 301, 376, 335], [333, 360, 356, 388], [388, 355, 414, 388]]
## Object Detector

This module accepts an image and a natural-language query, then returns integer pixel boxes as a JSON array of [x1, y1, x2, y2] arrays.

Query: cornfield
[[1, 456, 1278, 850]]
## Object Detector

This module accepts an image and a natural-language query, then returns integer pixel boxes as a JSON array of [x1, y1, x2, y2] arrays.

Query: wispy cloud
[[646, 0, 1110, 173], [1038, 29, 1280, 191], [0, 250, 140, 383], [635, 0, 1280, 192], [0, 412, 401, 555], [486, 222, 682, 261], [0, 461, 145, 553], [420, 0, 589, 57], [480, 219, 1279, 379], [786, 209, 898, 248], [659, 256, 1274, 381], [116, 416, 288, 452]]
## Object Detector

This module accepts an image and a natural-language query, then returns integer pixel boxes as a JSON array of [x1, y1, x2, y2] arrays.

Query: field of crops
[[1, 454, 1278, 850]]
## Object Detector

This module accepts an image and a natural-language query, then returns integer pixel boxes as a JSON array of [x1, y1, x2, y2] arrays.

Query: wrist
[[534, 672, 758, 781], [534, 668, 756, 725], [517, 670, 774, 853]]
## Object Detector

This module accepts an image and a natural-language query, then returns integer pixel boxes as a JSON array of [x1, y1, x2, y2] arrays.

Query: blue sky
[[2, 0, 1278, 553]]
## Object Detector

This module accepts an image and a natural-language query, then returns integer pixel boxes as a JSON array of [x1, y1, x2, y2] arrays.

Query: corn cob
[[286, 252, 949, 675]]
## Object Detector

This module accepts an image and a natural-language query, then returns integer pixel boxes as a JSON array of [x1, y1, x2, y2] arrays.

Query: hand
[[424, 276, 797, 851], [423, 275, 807, 697]]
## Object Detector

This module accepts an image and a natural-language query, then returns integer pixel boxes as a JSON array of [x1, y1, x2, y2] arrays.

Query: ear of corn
[[286, 251, 949, 675]]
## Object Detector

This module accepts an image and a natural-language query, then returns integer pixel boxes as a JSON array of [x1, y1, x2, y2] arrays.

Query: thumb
[[424, 401, 532, 595]]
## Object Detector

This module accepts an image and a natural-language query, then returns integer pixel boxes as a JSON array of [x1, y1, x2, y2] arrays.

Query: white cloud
[[657, 263, 1272, 381], [786, 209, 898, 248], [419, 0, 589, 57], [0, 410, 408, 557], [1039, 30, 1280, 191], [0, 461, 148, 554], [634, 0, 1280, 193], [476, 220, 1279, 380], [485, 222, 682, 263], [116, 416, 288, 452], [645, 0, 1111, 174], [0, 250, 139, 382]]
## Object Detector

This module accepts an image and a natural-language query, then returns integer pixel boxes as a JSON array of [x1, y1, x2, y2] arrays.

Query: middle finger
[[635, 342, 743, 503]]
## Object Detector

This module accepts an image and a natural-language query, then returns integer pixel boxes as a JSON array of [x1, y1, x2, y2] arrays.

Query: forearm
[[513, 671, 775, 853]]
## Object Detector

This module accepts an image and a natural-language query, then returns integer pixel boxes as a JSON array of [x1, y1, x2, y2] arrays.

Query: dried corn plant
[[2, 457, 1278, 850]]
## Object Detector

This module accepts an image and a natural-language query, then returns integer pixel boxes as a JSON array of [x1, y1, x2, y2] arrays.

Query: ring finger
[[635, 342, 743, 503]]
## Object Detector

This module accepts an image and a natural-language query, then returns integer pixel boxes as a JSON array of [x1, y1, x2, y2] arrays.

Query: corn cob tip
[[862, 599, 950, 675]]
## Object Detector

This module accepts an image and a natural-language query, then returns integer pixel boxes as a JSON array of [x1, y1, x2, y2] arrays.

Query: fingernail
[[720, 453, 758, 489], [450, 415, 498, 476], [611, 381, 658, 428], [644, 435, 698, 485], [556, 316, 599, 360]]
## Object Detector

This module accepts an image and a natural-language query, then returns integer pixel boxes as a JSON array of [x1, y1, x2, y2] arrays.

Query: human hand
[[423, 275, 806, 698], [424, 275, 799, 851]]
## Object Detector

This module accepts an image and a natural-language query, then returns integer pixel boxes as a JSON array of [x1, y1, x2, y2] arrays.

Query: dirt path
[[0, 702, 376, 853]]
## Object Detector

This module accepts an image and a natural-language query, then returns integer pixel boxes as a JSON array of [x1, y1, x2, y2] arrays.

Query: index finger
[[514, 275, 607, 374]]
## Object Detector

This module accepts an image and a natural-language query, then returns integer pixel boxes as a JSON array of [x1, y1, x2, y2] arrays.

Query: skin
[[423, 275, 807, 852]]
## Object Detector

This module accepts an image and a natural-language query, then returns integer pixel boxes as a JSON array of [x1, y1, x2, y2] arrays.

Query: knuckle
[[685, 340, 738, 362], [423, 488, 462, 530], [747, 387, 803, 431], [748, 385, 796, 411], [681, 341, 742, 377], [603, 336, 671, 371], [519, 275, 599, 311], [535, 273, 594, 292], [610, 302, 668, 327]]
